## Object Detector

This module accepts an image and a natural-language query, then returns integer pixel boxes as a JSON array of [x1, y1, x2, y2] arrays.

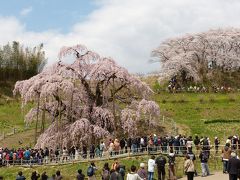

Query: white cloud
[[1, 0, 240, 73], [20, 6, 33, 16]]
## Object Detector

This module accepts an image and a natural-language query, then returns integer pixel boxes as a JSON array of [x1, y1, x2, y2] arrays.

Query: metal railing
[[0, 144, 236, 167]]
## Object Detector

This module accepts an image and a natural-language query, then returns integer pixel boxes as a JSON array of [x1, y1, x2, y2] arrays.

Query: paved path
[[179, 172, 228, 180]]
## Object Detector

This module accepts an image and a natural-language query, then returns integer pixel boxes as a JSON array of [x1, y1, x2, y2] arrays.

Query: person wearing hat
[[137, 163, 147, 180], [227, 152, 240, 180]]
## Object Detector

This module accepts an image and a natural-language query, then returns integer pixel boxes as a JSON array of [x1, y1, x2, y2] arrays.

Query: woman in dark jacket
[[227, 152, 240, 180]]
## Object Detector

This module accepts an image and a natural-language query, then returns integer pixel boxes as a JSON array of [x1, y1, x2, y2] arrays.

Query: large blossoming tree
[[14, 44, 160, 149], [152, 28, 240, 85]]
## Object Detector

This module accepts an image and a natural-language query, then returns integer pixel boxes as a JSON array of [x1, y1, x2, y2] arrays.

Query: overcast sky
[[1, 0, 240, 73]]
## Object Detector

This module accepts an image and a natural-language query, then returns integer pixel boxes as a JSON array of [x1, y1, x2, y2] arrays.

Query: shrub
[[204, 119, 240, 124]]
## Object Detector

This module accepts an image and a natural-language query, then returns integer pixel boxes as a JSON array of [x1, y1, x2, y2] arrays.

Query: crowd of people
[[1, 134, 240, 180], [5, 144, 240, 180], [167, 76, 237, 93], [0, 134, 217, 166]]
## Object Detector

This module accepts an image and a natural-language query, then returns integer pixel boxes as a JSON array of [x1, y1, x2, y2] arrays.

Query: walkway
[[179, 172, 228, 180]]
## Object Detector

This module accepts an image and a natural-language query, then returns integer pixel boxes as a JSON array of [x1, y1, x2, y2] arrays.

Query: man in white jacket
[[148, 155, 156, 180]]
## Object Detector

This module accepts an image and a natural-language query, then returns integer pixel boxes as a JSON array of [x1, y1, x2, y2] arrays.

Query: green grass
[[155, 92, 240, 141], [0, 101, 25, 134]]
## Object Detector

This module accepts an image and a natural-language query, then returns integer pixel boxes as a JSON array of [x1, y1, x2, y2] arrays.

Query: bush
[[204, 119, 240, 124]]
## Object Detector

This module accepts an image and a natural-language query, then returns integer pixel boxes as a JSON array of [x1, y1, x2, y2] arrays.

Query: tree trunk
[[69, 82, 74, 122], [41, 98, 46, 133], [112, 78, 117, 131], [34, 93, 40, 144]]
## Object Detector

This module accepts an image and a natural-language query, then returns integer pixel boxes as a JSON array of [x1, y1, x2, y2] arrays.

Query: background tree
[[0, 41, 46, 83], [14, 44, 160, 149], [152, 28, 240, 87]]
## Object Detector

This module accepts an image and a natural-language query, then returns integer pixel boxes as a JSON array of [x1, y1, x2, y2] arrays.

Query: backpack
[[119, 166, 125, 177], [168, 154, 175, 165], [201, 152, 208, 162], [156, 156, 166, 167], [102, 169, 110, 180], [87, 166, 94, 177]]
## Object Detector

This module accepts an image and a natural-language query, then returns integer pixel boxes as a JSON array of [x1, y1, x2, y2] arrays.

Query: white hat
[[140, 163, 145, 168], [231, 152, 236, 157]]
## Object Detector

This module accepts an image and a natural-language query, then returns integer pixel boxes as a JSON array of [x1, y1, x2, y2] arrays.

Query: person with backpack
[[119, 165, 126, 180], [155, 154, 166, 180], [199, 150, 210, 177], [87, 162, 97, 180], [187, 148, 197, 176], [110, 165, 123, 180], [184, 155, 195, 180], [127, 165, 143, 180], [77, 169, 85, 180], [102, 162, 110, 180]]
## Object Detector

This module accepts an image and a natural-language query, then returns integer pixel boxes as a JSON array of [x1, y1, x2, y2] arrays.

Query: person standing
[[87, 162, 97, 180], [102, 163, 110, 180], [31, 171, 40, 180], [55, 170, 63, 180], [127, 165, 143, 180], [214, 137, 220, 154], [199, 150, 210, 177], [16, 171, 26, 180], [110, 165, 123, 180], [137, 163, 147, 180], [100, 141, 106, 157], [77, 169, 85, 180], [167, 149, 176, 180], [155, 154, 167, 180], [148, 155, 156, 180], [41, 172, 48, 180], [184, 155, 195, 180], [222, 143, 232, 174], [227, 152, 240, 180]]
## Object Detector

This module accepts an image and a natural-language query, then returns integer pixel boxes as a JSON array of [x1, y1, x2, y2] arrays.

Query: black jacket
[[227, 157, 240, 175]]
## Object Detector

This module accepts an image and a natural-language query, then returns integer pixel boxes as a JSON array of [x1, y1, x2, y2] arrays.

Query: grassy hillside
[[155, 92, 240, 140], [0, 92, 240, 147]]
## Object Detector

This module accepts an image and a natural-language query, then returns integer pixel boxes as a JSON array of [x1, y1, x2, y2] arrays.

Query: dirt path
[[179, 172, 228, 180]]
